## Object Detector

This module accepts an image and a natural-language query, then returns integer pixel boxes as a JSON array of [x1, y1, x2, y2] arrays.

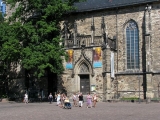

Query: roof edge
[[74, 0, 159, 13]]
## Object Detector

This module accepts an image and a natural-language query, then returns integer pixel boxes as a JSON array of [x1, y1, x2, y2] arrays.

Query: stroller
[[63, 98, 72, 109]]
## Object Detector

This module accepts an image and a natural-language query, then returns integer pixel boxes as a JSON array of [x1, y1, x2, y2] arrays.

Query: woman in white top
[[72, 93, 77, 107], [56, 93, 61, 106], [93, 93, 97, 107], [24, 93, 28, 104]]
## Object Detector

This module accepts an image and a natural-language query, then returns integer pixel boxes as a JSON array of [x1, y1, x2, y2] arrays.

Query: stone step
[[1, 98, 9, 103]]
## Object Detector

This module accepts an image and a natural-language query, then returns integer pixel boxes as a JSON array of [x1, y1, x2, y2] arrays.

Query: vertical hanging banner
[[111, 51, 115, 78], [66, 49, 73, 69], [93, 47, 102, 68]]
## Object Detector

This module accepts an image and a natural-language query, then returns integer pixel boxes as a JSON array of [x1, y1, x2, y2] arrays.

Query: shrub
[[120, 97, 139, 101], [1, 94, 8, 98]]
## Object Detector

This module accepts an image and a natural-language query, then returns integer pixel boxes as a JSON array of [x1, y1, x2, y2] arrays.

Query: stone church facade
[[2, 0, 160, 101], [58, 0, 160, 101]]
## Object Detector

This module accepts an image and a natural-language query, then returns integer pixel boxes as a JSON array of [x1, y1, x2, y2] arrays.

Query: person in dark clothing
[[48, 93, 53, 104], [78, 93, 83, 107]]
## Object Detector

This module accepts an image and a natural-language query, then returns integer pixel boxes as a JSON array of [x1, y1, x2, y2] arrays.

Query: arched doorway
[[79, 63, 90, 94]]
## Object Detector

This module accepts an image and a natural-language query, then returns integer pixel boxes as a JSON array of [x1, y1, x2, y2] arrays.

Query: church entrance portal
[[80, 75, 90, 94]]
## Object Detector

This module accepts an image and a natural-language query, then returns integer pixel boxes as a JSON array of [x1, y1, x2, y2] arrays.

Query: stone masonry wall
[[63, 2, 160, 99], [151, 3, 160, 71]]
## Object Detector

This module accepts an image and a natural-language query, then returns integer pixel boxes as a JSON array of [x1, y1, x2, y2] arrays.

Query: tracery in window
[[126, 21, 139, 69]]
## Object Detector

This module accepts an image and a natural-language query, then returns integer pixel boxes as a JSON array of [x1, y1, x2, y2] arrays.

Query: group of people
[[53, 92, 98, 108], [47, 92, 71, 108], [72, 92, 84, 107], [55, 92, 71, 108], [87, 93, 98, 108], [23, 92, 98, 108]]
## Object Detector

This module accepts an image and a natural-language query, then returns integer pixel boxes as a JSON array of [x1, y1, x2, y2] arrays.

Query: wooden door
[[80, 75, 90, 94]]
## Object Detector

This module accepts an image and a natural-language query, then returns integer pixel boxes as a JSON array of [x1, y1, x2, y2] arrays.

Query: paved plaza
[[0, 102, 160, 120]]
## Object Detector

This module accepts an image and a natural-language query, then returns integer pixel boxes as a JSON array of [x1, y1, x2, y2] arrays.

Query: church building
[[58, 0, 160, 101]]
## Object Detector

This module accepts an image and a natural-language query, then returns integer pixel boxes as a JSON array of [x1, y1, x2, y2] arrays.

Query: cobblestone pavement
[[0, 102, 160, 120]]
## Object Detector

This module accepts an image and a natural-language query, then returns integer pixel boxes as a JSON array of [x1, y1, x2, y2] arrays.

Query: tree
[[0, 11, 22, 97], [4, 0, 83, 78]]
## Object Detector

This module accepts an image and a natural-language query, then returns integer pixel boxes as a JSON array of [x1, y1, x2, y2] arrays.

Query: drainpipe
[[144, 4, 152, 99], [116, 8, 119, 73], [91, 16, 95, 45]]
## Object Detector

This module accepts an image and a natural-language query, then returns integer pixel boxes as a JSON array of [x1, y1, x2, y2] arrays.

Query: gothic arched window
[[126, 21, 139, 69]]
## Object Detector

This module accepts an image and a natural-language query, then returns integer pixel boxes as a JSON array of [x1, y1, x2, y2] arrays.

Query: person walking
[[92, 93, 97, 107], [60, 93, 65, 108], [86, 93, 92, 108], [78, 93, 83, 107], [55, 92, 61, 106], [72, 93, 77, 107], [24, 93, 28, 104], [48, 93, 53, 104]]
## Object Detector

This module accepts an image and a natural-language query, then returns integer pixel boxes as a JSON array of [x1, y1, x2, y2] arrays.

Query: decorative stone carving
[[85, 49, 93, 62], [74, 50, 81, 64], [80, 63, 89, 73], [72, 45, 94, 76], [74, 47, 92, 66]]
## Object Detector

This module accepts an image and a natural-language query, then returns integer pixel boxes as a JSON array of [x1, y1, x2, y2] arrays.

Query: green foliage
[[1, 94, 8, 98], [151, 97, 160, 101], [120, 97, 139, 101], [0, 13, 3, 22], [0, 22, 22, 62], [0, 0, 83, 78]]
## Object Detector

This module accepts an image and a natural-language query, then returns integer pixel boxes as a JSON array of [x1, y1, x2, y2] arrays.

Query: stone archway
[[72, 46, 94, 94], [74, 59, 93, 94]]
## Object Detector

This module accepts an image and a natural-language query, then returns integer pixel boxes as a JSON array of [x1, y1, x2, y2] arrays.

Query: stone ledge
[[107, 99, 120, 103]]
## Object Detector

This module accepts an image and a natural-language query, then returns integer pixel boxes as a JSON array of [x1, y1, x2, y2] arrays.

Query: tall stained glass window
[[126, 21, 139, 69]]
